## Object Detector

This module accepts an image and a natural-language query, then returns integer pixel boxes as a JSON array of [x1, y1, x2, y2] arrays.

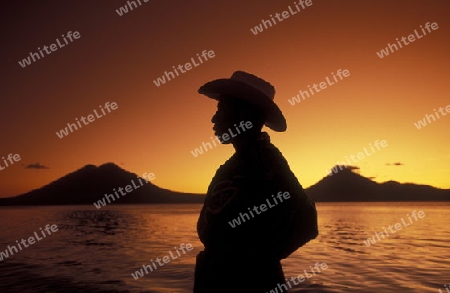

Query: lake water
[[0, 203, 449, 293]]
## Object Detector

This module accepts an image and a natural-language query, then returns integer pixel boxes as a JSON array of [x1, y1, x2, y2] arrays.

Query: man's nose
[[211, 112, 217, 123]]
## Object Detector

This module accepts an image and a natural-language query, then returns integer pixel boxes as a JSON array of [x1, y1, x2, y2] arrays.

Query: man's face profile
[[212, 97, 239, 144], [211, 96, 265, 144]]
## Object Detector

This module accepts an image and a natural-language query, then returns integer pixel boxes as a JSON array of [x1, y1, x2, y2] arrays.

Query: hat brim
[[198, 79, 287, 132]]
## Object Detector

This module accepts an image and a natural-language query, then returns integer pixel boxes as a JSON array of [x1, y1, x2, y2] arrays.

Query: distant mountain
[[0, 163, 448, 206], [305, 166, 450, 202], [0, 163, 205, 206]]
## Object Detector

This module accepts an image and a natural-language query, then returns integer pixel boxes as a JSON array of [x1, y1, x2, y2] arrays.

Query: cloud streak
[[24, 163, 49, 169], [386, 162, 404, 166]]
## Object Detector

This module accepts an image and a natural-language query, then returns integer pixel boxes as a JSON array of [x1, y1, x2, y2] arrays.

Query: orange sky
[[1, 0, 449, 197]]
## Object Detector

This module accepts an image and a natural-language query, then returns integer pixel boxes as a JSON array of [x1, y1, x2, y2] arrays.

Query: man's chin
[[215, 136, 232, 145]]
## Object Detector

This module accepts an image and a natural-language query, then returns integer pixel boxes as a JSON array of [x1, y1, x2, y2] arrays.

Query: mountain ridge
[[306, 166, 449, 201], [0, 163, 205, 205], [0, 163, 448, 205]]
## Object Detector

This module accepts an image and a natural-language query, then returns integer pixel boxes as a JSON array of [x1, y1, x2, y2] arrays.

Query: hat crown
[[230, 71, 275, 101], [198, 70, 286, 132]]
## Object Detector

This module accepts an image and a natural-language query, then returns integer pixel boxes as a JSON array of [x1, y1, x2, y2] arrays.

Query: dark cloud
[[345, 165, 360, 170], [24, 163, 49, 169], [328, 165, 360, 174]]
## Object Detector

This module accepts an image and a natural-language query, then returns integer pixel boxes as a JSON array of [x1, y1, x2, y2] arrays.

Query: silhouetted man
[[194, 71, 318, 293]]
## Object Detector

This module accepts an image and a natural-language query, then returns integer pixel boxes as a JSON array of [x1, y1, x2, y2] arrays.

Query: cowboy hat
[[198, 71, 287, 132]]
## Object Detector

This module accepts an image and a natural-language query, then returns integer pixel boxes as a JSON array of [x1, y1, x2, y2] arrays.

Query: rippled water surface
[[0, 202, 449, 292]]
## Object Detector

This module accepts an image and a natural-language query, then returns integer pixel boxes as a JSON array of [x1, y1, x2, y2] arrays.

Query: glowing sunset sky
[[1, 0, 449, 197]]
